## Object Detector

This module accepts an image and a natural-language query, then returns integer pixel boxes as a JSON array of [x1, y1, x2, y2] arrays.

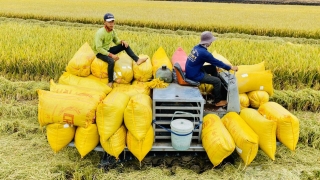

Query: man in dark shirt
[[185, 31, 238, 106]]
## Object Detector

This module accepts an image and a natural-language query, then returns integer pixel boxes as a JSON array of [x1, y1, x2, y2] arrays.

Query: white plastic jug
[[170, 111, 195, 150]]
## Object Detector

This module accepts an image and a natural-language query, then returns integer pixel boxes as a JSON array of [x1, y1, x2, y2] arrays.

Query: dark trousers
[[96, 44, 139, 82], [200, 65, 226, 103]]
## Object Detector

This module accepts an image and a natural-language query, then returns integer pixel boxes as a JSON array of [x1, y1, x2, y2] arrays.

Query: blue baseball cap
[[104, 13, 115, 22]]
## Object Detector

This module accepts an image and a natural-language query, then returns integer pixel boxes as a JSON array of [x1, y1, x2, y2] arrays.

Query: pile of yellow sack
[[200, 58, 299, 167], [235, 61, 274, 109], [202, 103, 299, 167], [37, 43, 177, 160]]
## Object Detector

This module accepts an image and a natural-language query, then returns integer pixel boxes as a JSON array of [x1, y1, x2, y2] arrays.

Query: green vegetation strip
[[0, 0, 320, 38], [1, 18, 319, 91]]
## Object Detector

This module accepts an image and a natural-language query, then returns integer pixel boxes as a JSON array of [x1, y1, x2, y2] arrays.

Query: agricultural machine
[[69, 63, 240, 172]]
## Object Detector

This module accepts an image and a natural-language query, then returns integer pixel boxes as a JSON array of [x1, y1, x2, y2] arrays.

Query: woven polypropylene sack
[[86, 74, 108, 84], [221, 112, 259, 166], [212, 51, 232, 66], [75, 123, 99, 158], [100, 125, 127, 159], [237, 61, 265, 75], [114, 52, 133, 84], [151, 47, 173, 78], [124, 94, 152, 140], [133, 54, 152, 82], [112, 82, 131, 89], [247, 90, 269, 109], [236, 70, 273, 96], [258, 102, 299, 151], [66, 42, 95, 77], [239, 93, 250, 109], [110, 84, 150, 98], [172, 47, 188, 72], [96, 92, 130, 142], [127, 125, 154, 162], [50, 79, 106, 102], [199, 83, 214, 95], [58, 72, 111, 95], [91, 57, 108, 79], [37, 90, 98, 127], [46, 123, 76, 153], [240, 108, 277, 160], [202, 114, 235, 167]]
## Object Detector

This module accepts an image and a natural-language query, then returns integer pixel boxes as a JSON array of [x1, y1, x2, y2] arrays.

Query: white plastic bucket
[[170, 111, 194, 150]]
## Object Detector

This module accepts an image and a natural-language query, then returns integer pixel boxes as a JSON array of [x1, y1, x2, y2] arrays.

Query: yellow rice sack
[[96, 92, 130, 142], [50, 79, 106, 102], [111, 84, 150, 98], [114, 52, 133, 84], [86, 74, 109, 84], [37, 90, 98, 127], [124, 94, 152, 140], [133, 54, 153, 82], [240, 108, 277, 160], [199, 83, 214, 95], [237, 61, 265, 75], [75, 123, 99, 158], [236, 70, 273, 96], [258, 102, 299, 151], [58, 72, 111, 95], [221, 112, 259, 166], [151, 47, 173, 78], [46, 123, 76, 153], [91, 57, 108, 79], [101, 125, 127, 159], [212, 51, 232, 66], [247, 90, 269, 109], [202, 114, 235, 167], [111, 82, 131, 88], [239, 93, 250, 110], [127, 125, 154, 162], [66, 42, 95, 77]]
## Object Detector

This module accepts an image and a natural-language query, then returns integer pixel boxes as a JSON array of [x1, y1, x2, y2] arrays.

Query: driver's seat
[[174, 63, 200, 86]]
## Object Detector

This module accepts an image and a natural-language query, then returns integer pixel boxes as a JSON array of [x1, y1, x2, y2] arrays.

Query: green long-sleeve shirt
[[93, 27, 121, 56]]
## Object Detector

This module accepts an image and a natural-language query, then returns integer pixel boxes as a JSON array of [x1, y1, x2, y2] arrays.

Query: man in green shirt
[[93, 13, 147, 87]]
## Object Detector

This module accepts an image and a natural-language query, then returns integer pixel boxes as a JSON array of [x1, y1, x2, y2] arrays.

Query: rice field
[[0, 0, 320, 179], [0, 0, 319, 38], [0, 18, 319, 91]]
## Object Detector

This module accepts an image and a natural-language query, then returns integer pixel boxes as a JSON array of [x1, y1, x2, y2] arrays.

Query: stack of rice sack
[[37, 42, 159, 162], [113, 52, 152, 87], [38, 43, 113, 158], [203, 105, 299, 167], [38, 80, 107, 158], [124, 94, 154, 163], [96, 89, 153, 161], [96, 91, 130, 159], [236, 61, 272, 109], [221, 112, 259, 166], [201, 114, 235, 167]]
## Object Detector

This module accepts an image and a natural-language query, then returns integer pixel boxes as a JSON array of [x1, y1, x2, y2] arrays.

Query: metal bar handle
[[171, 111, 196, 126]]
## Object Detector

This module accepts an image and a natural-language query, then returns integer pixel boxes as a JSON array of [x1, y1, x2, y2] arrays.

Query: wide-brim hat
[[199, 31, 216, 44]]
